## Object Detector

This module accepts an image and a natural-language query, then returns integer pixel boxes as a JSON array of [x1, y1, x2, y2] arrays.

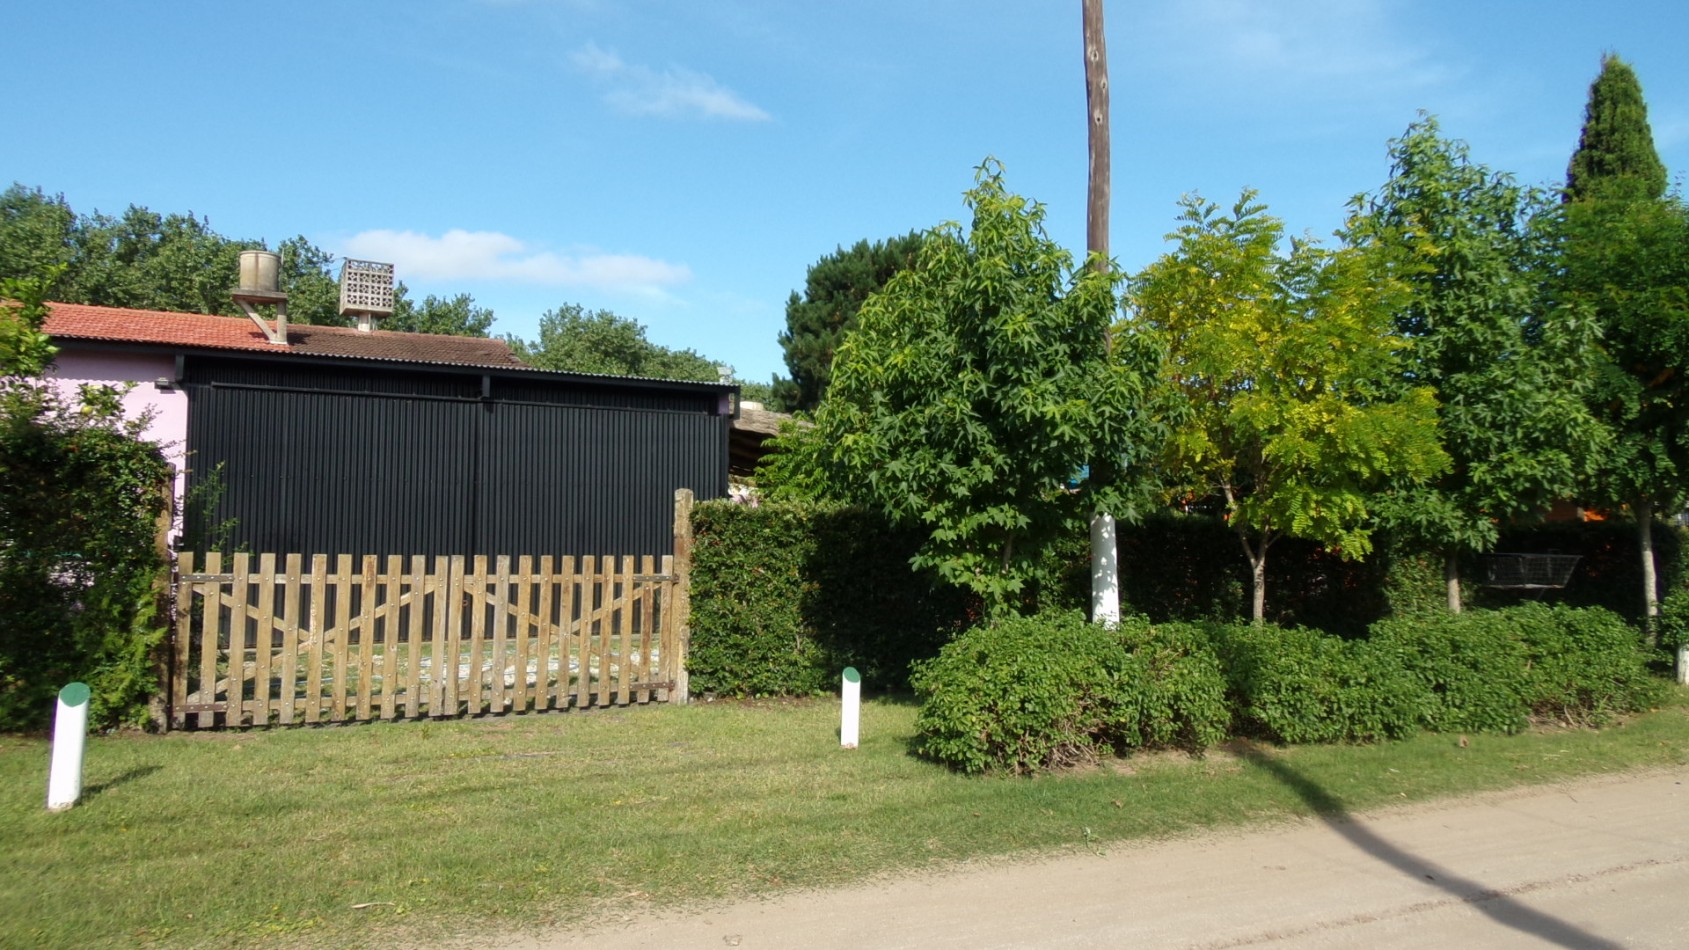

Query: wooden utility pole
[[1083, 0, 1120, 626], [1084, 0, 1110, 269]]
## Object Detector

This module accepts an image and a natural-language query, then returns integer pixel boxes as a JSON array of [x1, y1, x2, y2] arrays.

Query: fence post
[[153, 470, 176, 730], [672, 488, 694, 705]]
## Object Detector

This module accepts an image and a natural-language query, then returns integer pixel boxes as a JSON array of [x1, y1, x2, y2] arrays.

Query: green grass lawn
[[4, 692, 1688, 950]]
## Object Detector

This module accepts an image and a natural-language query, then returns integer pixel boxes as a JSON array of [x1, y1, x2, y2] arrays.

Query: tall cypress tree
[[1566, 53, 1668, 202], [1557, 53, 1688, 630]]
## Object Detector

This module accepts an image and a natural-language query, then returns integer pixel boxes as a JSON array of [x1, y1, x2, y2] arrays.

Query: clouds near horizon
[[341, 229, 692, 293]]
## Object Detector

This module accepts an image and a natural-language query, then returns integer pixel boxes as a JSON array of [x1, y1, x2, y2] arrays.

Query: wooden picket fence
[[168, 550, 689, 729]]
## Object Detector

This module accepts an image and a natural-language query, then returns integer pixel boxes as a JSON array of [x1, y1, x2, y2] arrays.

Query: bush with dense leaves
[[1373, 604, 1663, 731], [910, 612, 1228, 774], [0, 383, 171, 731], [1201, 621, 1423, 743], [687, 499, 973, 696]]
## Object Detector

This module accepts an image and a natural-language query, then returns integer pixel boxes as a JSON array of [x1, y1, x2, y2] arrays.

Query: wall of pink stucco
[[48, 348, 188, 541]]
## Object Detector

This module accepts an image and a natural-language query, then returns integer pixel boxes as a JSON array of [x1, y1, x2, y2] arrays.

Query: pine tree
[[774, 232, 924, 412], [1566, 54, 1668, 202]]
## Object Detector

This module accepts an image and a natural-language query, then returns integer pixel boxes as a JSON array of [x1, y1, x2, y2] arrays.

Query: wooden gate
[[169, 550, 689, 729]]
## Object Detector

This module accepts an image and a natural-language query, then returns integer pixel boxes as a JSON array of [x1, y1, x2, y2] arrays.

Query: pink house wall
[[48, 348, 189, 542]]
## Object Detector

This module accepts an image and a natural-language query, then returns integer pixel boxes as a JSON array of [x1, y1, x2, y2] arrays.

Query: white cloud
[[569, 42, 771, 121], [1150, 0, 1453, 100], [341, 229, 691, 292]]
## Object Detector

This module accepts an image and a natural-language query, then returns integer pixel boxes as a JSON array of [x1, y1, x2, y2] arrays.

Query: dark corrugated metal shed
[[182, 356, 730, 558]]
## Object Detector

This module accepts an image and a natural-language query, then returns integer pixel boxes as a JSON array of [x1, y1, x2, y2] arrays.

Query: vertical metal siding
[[184, 361, 727, 559]]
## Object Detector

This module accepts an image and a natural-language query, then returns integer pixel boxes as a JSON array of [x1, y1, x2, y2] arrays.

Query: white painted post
[[840, 667, 861, 749], [1677, 644, 1688, 687], [1091, 511, 1120, 627], [47, 682, 91, 812]]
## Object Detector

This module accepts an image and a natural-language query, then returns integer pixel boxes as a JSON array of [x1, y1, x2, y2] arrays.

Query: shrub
[[687, 500, 971, 696], [910, 611, 1228, 774], [1113, 619, 1231, 751], [1369, 611, 1533, 733], [1370, 604, 1664, 733], [1203, 622, 1422, 743], [0, 383, 172, 731], [1509, 604, 1665, 725]]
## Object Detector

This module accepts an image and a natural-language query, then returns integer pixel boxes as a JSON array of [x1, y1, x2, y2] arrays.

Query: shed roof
[[44, 302, 528, 370]]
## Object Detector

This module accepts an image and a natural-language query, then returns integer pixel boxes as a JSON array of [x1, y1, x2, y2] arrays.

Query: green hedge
[[687, 500, 1682, 700], [1372, 603, 1665, 731], [0, 386, 172, 732], [910, 612, 1229, 774], [687, 500, 974, 696], [1200, 621, 1422, 743], [908, 605, 1663, 773]]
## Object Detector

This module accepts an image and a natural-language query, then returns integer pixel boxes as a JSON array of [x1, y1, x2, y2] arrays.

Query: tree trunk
[[1638, 496, 1659, 630], [1083, 0, 1118, 626], [1239, 533, 1267, 624], [1445, 550, 1462, 614]]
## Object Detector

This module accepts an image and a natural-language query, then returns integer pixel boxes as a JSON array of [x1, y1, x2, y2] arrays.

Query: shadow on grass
[[1235, 741, 1622, 949], [83, 765, 161, 799]]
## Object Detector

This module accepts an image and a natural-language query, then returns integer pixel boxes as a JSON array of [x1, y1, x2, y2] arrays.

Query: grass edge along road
[[2, 692, 1687, 950]]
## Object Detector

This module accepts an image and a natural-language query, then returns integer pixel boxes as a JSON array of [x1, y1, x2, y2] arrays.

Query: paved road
[[501, 767, 1689, 949]]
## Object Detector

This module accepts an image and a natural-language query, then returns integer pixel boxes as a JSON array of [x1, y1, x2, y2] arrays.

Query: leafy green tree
[[802, 161, 1164, 613], [0, 272, 172, 730], [511, 303, 723, 381], [1346, 117, 1606, 611], [1556, 54, 1687, 625], [1556, 195, 1689, 620], [1129, 192, 1447, 623], [0, 185, 75, 295], [386, 285, 495, 337], [1566, 54, 1668, 203], [0, 270, 60, 381], [0, 185, 506, 335], [774, 232, 924, 412], [67, 206, 248, 316], [271, 234, 368, 326]]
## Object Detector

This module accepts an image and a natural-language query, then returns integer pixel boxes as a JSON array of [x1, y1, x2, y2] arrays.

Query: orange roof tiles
[[44, 302, 529, 370]]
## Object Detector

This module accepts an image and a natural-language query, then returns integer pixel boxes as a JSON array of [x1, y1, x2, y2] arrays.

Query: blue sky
[[7, 1, 1688, 384]]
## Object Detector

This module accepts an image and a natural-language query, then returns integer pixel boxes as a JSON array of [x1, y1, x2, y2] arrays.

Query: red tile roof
[[44, 302, 529, 370]]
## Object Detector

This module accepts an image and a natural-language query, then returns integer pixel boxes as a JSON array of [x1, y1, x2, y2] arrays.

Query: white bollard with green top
[[47, 682, 90, 812], [840, 666, 861, 749]]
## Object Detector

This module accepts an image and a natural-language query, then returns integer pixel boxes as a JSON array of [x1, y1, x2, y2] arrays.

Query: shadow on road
[[1236, 742, 1621, 949]]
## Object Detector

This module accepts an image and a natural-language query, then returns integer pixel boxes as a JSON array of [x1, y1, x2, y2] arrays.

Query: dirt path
[[487, 768, 1689, 949]]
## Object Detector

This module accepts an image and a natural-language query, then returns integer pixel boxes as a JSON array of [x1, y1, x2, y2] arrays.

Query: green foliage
[[0, 385, 171, 731], [387, 285, 495, 337], [0, 185, 75, 292], [1350, 117, 1605, 562], [1372, 604, 1664, 733], [0, 270, 60, 380], [1129, 191, 1448, 620], [687, 499, 972, 696], [1554, 194, 1689, 515], [774, 232, 925, 412], [1566, 54, 1669, 203], [509, 303, 723, 381], [809, 161, 1163, 612], [910, 611, 1228, 774], [0, 183, 501, 335], [1202, 621, 1423, 743], [1657, 587, 1689, 650]]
